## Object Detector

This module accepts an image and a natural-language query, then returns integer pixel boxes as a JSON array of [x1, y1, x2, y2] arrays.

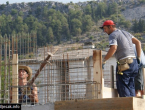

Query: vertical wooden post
[[110, 65, 114, 88], [12, 54, 18, 103], [93, 50, 103, 99]]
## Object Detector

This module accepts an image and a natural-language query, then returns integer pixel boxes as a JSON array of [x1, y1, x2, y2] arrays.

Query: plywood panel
[[55, 97, 145, 110]]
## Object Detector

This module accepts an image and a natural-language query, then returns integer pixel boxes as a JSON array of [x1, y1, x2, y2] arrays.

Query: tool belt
[[117, 58, 133, 72]]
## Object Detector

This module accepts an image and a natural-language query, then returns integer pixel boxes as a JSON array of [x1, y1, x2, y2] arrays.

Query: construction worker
[[100, 20, 141, 97], [133, 44, 145, 96], [10, 65, 38, 104]]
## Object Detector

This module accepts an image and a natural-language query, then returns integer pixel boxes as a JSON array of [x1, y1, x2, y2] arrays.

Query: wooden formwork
[[54, 50, 145, 110], [55, 97, 145, 110]]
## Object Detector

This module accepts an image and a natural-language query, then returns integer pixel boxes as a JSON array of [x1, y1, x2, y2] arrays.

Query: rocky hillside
[[0, 0, 144, 21], [0, 0, 145, 22], [0, 0, 145, 46], [122, 4, 145, 21], [0, 1, 69, 18]]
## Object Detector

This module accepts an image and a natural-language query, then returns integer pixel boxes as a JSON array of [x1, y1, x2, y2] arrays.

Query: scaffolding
[[0, 35, 117, 106]]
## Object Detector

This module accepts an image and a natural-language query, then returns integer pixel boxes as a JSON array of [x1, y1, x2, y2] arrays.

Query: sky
[[0, 0, 89, 4]]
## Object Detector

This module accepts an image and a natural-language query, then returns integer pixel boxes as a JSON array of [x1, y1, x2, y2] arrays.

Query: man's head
[[18, 65, 32, 81], [100, 20, 116, 35]]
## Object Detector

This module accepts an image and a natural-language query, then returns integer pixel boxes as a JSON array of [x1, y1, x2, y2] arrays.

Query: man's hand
[[137, 57, 141, 65], [29, 84, 39, 103], [102, 59, 106, 69]]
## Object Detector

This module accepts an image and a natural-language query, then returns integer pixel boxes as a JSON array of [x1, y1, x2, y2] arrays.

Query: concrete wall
[[22, 103, 54, 110]]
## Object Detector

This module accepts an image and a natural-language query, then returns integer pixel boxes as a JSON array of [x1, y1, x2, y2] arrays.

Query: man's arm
[[132, 37, 141, 58], [103, 45, 117, 61], [29, 84, 39, 103]]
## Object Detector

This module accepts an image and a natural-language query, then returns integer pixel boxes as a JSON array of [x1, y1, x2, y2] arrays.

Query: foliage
[[132, 19, 145, 33], [1, 62, 12, 103], [6, 1, 9, 5], [11, 9, 18, 15], [0, 1, 135, 46], [0, 4, 6, 10]]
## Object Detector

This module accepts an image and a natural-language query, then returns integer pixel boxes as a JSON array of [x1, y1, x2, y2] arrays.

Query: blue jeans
[[116, 59, 138, 97]]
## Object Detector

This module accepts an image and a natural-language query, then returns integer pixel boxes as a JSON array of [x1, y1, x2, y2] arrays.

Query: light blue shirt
[[133, 44, 145, 66]]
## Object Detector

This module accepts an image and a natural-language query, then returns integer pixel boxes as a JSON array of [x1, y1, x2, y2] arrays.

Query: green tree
[[0, 14, 7, 35], [11, 9, 18, 15], [47, 27, 54, 43], [107, 2, 118, 16], [42, 6, 48, 18], [138, 19, 144, 32], [85, 4, 92, 15], [37, 30, 46, 46], [47, 9, 56, 17], [58, 13, 70, 38], [71, 18, 82, 35], [23, 23, 29, 33], [69, 9, 82, 20], [82, 15, 92, 32], [14, 16, 24, 33], [19, 11, 24, 16], [6, 1, 9, 5], [132, 19, 138, 33], [54, 20, 62, 43], [24, 15, 38, 32], [0, 4, 6, 10], [35, 6, 41, 17], [123, 21, 131, 29], [5, 15, 13, 34], [96, 2, 107, 19]]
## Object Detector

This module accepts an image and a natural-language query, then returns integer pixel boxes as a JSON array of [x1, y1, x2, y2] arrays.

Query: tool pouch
[[118, 58, 133, 72], [117, 58, 133, 72], [118, 63, 130, 72]]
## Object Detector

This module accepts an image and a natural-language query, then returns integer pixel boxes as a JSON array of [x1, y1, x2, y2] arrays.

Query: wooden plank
[[93, 50, 103, 98], [12, 54, 18, 103], [55, 97, 145, 110]]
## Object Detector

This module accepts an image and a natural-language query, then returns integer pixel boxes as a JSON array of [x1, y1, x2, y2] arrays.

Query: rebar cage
[[0, 35, 116, 106]]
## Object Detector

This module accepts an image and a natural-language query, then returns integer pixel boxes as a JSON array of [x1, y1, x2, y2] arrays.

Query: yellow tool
[[118, 71, 123, 75], [117, 61, 123, 75]]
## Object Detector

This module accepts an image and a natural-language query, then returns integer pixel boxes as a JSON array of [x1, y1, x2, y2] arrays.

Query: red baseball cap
[[100, 20, 115, 29]]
